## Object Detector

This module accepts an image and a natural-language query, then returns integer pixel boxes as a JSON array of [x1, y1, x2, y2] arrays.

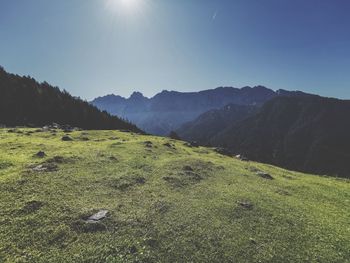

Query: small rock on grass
[[257, 171, 274, 180], [249, 238, 257, 244], [163, 142, 176, 149], [32, 163, 58, 172], [35, 151, 46, 158], [86, 210, 109, 223], [236, 154, 249, 161], [184, 141, 199, 148], [61, 135, 73, 141], [144, 141, 153, 148], [109, 156, 118, 161]]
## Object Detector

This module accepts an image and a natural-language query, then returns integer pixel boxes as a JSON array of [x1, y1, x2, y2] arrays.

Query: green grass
[[0, 128, 349, 263]]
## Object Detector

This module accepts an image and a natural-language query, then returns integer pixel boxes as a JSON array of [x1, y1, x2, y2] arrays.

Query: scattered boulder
[[61, 135, 73, 141], [60, 124, 75, 133], [163, 142, 172, 148], [32, 163, 58, 172], [163, 142, 176, 149], [41, 123, 81, 132], [257, 171, 274, 180], [144, 141, 153, 148], [109, 156, 118, 161], [236, 154, 249, 161], [35, 151, 46, 158], [190, 141, 199, 147], [51, 123, 60, 129], [63, 128, 73, 133], [184, 141, 199, 147], [86, 210, 109, 223], [42, 126, 50, 132]]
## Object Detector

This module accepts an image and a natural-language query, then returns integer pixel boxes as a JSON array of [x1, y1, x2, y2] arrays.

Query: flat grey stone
[[32, 165, 46, 171], [86, 210, 109, 223]]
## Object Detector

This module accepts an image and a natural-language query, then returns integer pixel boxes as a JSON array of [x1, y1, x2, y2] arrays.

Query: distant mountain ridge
[[0, 66, 141, 132], [177, 104, 258, 145], [92, 86, 307, 135], [179, 95, 350, 178]]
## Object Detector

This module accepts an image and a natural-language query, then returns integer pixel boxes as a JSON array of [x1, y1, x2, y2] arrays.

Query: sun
[[107, 0, 142, 14], [119, 0, 139, 9]]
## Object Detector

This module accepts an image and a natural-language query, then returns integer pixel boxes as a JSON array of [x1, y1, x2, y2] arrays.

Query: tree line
[[0, 66, 142, 132]]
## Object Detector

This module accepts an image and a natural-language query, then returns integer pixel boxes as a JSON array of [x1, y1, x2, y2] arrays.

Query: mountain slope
[[91, 86, 279, 135], [211, 96, 350, 177], [0, 128, 349, 262], [177, 104, 258, 145], [0, 67, 141, 132]]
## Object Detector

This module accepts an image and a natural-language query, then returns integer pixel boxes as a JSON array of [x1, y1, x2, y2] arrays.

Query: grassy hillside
[[0, 128, 349, 262]]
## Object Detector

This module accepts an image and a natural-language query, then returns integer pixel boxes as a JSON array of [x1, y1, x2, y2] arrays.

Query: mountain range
[[91, 86, 305, 135], [2, 65, 349, 177], [176, 94, 350, 177], [177, 104, 258, 145], [209, 95, 350, 177], [93, 87, 350, 177]]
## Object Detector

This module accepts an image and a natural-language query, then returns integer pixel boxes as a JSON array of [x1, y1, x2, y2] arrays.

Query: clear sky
[[1, 0, 350, 100]]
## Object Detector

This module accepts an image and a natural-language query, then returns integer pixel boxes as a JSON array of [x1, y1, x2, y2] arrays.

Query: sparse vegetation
[[0, 128, 349, 262]]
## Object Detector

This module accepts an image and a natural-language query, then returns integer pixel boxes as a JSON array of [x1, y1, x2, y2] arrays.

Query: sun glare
[[120, 0, 138, 9], [107, 0, 143, 14]]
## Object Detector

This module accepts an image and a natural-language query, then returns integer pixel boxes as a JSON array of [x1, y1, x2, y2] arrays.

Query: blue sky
[[1, 0, 350, 100]]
